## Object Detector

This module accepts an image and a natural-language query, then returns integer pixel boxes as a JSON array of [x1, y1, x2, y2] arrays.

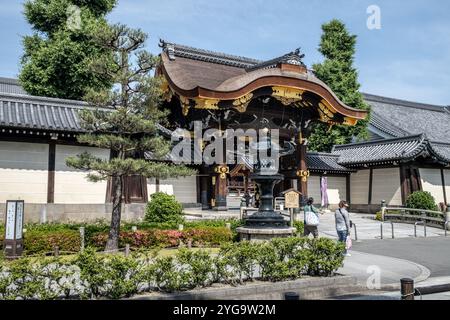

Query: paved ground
[[184, 208, 450, 299], [337, 250, 430, 287], [351, 237, 450, 277]]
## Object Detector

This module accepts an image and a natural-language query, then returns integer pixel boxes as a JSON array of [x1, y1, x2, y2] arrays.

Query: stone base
[[236, 226, 297, 242]]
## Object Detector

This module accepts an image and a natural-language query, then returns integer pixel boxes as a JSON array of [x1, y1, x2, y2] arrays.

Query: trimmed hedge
[[0, 230, 81, 255], [0, 237, 345, 299], [89, 227, 233, 249]]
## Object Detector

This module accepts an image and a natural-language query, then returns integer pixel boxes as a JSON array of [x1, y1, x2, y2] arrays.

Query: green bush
[[145, 192, 184, 223], [406, 191, 439, 212], [23, 230, 81, 255], [89, 227, 233, 249], [0, 236, 345, 299], [293, 220, 304, 235], [375, 211, 382, 221]]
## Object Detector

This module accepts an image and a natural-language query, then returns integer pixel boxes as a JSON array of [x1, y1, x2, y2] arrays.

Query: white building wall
[[371, 168, 402, 205], [0, 141, 48, 203], [350, 170, 369, 204], [152, 176, 198, 204], [307, 175, 321, 204], [327, 176, 347, 205], [420, 168, 445, 204], [54, 145, 109, 204]]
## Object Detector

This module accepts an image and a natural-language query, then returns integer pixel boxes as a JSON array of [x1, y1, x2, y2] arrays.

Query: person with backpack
[[303, 197, 322, 238], [335, 200, 352, 256]]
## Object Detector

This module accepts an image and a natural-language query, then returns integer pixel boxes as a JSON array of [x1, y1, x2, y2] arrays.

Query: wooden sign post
[[3, 200, 24, 258], [282, 189, 301, 227]]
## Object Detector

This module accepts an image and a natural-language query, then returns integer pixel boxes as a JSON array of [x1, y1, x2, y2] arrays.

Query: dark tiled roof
[[332, 134, 450, 166], [0, 77, 28, 95], [159, 40, 261, 69], [0, 92, 172, 137], [0, 93, 86, 132], [307, 152, 355, 173], [363, 93, 450, 141]]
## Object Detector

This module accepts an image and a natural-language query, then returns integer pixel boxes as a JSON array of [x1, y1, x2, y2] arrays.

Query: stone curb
[[128, 275, 361, 300]]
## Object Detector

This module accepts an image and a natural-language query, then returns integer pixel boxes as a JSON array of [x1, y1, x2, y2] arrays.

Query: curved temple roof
[[158, 41, 368, 121], [332, 134, 450, 167]]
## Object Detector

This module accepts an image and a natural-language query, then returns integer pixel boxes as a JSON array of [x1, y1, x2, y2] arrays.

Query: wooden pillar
[[47, 142, 56, 203], [400, 166, 409, 205], [441, 169, 447, 206], [368, 168, 373, 205], [295, 142, 308, 202], [213, 164, 228, 211], [346, 174, 351, 205]]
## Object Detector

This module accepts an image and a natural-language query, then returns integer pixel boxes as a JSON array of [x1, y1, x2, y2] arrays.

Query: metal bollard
[[352, 223, 359, 242], [225, 223, 231, 230], [79, 227, 85, 251], [400, 278, 415, 300], [54, 246, 59, 258], [390, 221, 395, 239], [380, 223, 383, 239], [125, 244, 130, 257], [284, 292, 299, 300]]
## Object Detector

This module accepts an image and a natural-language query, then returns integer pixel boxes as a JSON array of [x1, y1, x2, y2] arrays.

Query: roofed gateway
[[157, 40, 368, 210]]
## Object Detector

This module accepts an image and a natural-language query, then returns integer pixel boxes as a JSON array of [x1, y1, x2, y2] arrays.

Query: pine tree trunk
[[105, 175, 123, 251]]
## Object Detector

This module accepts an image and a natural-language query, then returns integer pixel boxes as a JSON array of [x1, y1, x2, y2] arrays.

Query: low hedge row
[[0, 226, 233, 255], [0, 237, 345, 299], [90, 227, 233, 249]]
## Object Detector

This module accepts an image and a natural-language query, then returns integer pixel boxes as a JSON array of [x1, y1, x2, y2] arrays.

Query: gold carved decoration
[[317, 99, 338, 124], [271, 86, 304, 106], [179, 96, 191, 116], [161, 79, 173, 102], [296, 169, 310, 182], [232, 93, 253, 113], [214, 165, 229, 179], [193, 98, 220, 110]]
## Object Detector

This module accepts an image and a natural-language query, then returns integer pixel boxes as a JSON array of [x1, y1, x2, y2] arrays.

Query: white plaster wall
[[350, 170, 370, 204], [307, 175, 321, 204], [54, 145, 109, 204], [327, 176, 347, 205], [155, 176, 198, 203], [420, 168, 445, 204], [0, 141, 48, 203], [371, 168, 402, 205]]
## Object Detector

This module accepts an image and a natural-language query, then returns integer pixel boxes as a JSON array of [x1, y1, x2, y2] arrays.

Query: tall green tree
[[66, 24, 195, 250], [19, 0, 117, 99], [308, 19, 370, 152]]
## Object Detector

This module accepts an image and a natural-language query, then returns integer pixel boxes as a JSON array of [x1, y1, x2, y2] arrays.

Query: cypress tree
[[19, 0, 116, 99], [308, 19, 370, 152]]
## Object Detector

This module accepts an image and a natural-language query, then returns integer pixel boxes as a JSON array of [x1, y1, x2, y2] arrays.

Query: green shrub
[[0, 236, 346, 299], [176, 249, 214, 288], [375, 211, 382, 221], [293, 220, 304, 235], [145, 192, 184, 223], [23, 230, 81, 255], [406, 191, 439, 212], [305, 238, 345, 276], [89, 227, 232, 250]]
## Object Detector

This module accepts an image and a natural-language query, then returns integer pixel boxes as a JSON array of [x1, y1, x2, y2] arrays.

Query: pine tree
[[308, 19, 370, 152], [66, 24, 195, 250], [19, 0, 116, 99]]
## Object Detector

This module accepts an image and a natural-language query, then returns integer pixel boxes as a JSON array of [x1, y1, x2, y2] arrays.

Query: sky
[[1, 0, 449, 105]]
